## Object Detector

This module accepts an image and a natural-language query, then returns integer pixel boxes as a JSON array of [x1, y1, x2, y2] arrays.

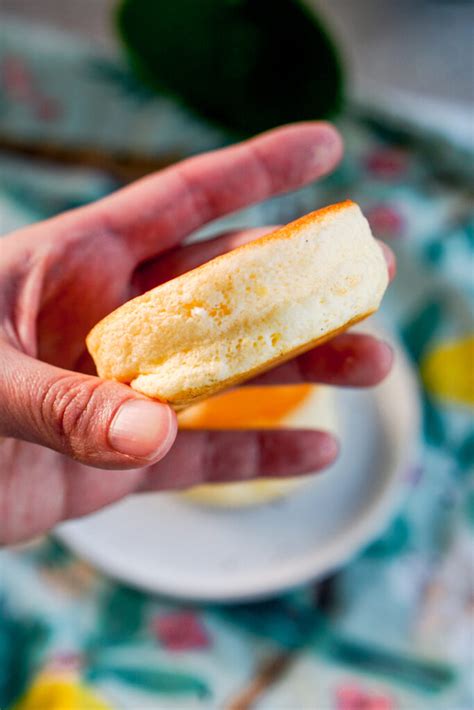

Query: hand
[[0, 123, 395, 544]]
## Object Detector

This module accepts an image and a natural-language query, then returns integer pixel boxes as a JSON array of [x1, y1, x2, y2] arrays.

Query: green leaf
[[116, 0, 344, 135], [88, 665, 210, 698]]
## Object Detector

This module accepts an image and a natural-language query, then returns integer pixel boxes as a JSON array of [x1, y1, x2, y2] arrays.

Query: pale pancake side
[[87, 201, 388, 408]]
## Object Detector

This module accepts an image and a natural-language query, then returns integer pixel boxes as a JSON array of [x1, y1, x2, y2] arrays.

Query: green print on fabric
[[219, 601, 457, 695], [326, 637, 456, 695], [424, 239, 445, 265], [422, 397, 447, 447], [401, 300, 444, 364], [0, 605, 49, 710], [362, 516, 411, 559], [464, 489, 474, 528], [80, 585, 211, 699], [401, 300, 448, 446], [87, 665, 210, 699], [96, 585, 148, 643], [465, 219, 474, 249], [424, 216, 474, 266], [455, 430, 474, 472], [30, 538, 73, 569], [219, 597, 317, 650], [89, 58, 156, 104]]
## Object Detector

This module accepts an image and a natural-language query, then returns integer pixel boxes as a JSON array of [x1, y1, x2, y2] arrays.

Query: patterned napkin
[[1, 18, 473, 710]]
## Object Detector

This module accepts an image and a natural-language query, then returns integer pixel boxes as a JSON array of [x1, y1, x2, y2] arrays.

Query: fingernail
[[109, 400, 176, 461]]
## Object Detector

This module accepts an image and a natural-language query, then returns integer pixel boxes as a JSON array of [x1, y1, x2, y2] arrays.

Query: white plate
[[57, 343, 420, 602]]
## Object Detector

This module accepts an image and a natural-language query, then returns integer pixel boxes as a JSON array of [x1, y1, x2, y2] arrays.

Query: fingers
[[140, 429, 338, 491], [0, 438, 146, 545], [249, 333, 394, 388], [135, 226, 395, 294], [0, 345, 177, 470], [93, 122, 343, 260], [135, 225, 276, 292], [379, 241, 396, 280]]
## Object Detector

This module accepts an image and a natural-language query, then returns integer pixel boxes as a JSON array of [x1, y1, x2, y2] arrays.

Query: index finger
[[92, 122, 343, 261]]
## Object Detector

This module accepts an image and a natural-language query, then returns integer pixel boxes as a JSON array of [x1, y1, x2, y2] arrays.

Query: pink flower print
[[366, 204, 405, 239], [35, 96, 62, 122], [1, 55, 36, 102], [368, 698, 394, 710], [336, 681, 394, 710], [1, 53, 62, 122], [153, 612, 211, 651], [364, 148, 409, 180]]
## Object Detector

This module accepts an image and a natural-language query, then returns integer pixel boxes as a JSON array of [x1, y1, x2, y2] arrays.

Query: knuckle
[[40, 375, 103, 453]]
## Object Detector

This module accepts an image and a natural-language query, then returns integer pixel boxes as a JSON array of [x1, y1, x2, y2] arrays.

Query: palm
[[1, 124, 394, 544], [3, 231, 153, 542], [36, 230, 136, 371]]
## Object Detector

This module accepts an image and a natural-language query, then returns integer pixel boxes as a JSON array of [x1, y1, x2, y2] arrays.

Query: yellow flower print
[[13, 672, 112, 710], [421, 335, 474, 406]]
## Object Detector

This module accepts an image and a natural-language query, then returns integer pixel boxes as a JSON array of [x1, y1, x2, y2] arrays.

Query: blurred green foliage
[[116, 0, 344, 135]]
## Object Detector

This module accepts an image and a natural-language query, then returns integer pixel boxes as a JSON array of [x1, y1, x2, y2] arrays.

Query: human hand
[[0, 123, 395, 544]]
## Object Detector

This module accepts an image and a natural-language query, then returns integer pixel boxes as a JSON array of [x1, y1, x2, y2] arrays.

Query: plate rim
[[57, 342, 421, 602]]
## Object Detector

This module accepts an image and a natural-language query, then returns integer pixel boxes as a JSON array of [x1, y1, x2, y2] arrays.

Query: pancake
[[86, 201, 388, 408], [178, 384, 338, 506]]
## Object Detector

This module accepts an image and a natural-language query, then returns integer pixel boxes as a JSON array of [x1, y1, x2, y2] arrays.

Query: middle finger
[[134, 225, 396, 293]]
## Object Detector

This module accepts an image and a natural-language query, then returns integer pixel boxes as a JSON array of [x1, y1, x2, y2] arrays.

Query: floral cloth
[[1, 18, 473, 710]]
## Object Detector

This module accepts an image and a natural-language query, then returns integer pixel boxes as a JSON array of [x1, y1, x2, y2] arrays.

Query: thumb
[[0, 345, 177, 469]]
